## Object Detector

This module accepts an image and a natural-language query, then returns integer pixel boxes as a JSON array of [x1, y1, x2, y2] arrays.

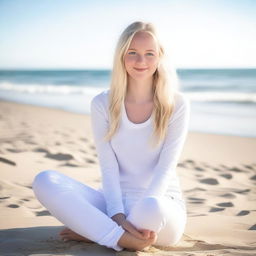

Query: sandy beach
[[0, 99, 255, 255]]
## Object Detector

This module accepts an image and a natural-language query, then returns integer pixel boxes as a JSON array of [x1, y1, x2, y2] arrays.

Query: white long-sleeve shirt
[[90, 89, 190, 218]]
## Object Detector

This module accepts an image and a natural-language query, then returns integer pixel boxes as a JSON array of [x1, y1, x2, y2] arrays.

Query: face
[[124, 31, 159, 82]]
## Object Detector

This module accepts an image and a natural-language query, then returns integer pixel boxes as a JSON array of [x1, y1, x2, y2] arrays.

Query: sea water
[[0, 69, 255, 137]]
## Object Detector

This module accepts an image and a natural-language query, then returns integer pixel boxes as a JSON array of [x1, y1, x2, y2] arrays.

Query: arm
[[143, 94, 191, 198], [90, 95, 125, 218]]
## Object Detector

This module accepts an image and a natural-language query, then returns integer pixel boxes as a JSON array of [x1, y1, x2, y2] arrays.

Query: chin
[[129, 71, 154, 80]]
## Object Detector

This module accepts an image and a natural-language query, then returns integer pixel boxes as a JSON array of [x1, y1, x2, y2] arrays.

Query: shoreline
[[0, 99, 255, 255], [1, 98, 255, 139]]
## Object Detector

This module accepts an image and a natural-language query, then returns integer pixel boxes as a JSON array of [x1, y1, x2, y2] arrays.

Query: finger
[[137, 229, 150, 239], [150, 231, 157, 239], [122, 222, 146, 240]]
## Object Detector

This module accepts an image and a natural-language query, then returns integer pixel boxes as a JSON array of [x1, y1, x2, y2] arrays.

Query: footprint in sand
[[187, 197, 205, 204], [250, 174, 256, 180], [219, 164, 228, 168], [209, 207, 225, 212], [219, 173, 233, 179], [84, 158, 96, 164], [199, 178, 219, 185], [0, 157, 16, 166], [33, 148, 48, 153], [7, 204, 20, 208], [21, 198, 30, 202], [216, 202, 234, 207], [194, 166, 204, 172], [89, 145, 96, 150], [248, 224, 256, 230], [80, 137, 88, 142], [234, 189, 251, 194], [229, 167, 243, 173], [35, 210, 51, 216], [60, 163, 80, 167], [237, 210, 250, 216], [185, 159, 195, 164], [0, 196, 11, 200], [219, 193, 236, 199], [6, 148, 26, 153], [185, 187, 207, 192], [243, 164, 254, 170], [45, 152, 74, 161]]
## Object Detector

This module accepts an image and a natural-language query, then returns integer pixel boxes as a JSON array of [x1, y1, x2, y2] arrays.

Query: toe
[[60, 228, 70, 234], [61, 235, 69, 241]]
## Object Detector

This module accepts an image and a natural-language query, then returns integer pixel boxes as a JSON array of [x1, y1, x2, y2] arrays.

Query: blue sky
[[0, 0, 255, 69]]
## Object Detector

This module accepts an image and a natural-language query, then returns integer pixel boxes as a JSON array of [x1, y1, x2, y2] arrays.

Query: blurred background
[[0, 0, 255, 137]]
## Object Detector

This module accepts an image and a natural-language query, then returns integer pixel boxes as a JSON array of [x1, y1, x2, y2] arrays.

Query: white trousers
[[32, 170, 187, 251]]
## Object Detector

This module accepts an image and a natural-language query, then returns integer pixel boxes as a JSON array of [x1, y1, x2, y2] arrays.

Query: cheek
[[124, 55, 134, 66], [148, 58, 159, 69]]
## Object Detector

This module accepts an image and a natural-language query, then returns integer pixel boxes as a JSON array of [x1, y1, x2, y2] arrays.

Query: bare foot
[[138, 229, 154, 239], [117, 230, 157, 251], [59, 227, 93, 243]]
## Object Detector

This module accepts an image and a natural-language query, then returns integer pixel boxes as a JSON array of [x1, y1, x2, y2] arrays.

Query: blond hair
[[104, 21, 179, 148]]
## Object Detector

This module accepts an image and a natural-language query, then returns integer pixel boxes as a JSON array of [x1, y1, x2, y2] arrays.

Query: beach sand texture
[[0, 100, 255, 255]]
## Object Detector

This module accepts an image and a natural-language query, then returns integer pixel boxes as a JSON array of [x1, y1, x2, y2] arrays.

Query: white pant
[[32, 170, 187, 251]]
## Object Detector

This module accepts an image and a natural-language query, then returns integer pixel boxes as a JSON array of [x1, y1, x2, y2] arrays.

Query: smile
[[134, 68, 148, 72]]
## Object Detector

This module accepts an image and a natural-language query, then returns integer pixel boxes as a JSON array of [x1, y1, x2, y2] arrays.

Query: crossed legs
[[32, 170, 186, 251]]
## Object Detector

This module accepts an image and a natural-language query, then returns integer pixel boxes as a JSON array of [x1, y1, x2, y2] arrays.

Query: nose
[[136, 54, 146, 64]]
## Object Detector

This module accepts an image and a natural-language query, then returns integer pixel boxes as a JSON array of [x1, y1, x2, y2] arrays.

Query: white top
[[90, 89, 190, 218]]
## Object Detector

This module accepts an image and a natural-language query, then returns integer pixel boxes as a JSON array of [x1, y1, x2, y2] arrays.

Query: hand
[[121, 219, 156, 240], [111, 213, 156, 240]]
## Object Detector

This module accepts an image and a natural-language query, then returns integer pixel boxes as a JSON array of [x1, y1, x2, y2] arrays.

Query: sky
[[0, 0, 256, 69]]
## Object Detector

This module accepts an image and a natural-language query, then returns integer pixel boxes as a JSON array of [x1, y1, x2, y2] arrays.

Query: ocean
[[0, 69, 255, 137]]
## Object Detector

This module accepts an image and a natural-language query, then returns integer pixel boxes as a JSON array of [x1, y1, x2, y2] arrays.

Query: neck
[[125, 77, 154, 104]]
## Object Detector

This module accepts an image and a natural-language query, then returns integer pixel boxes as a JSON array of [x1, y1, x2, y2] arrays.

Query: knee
[[140, 196, 165, 217], [32, 170, 58, 193], [155, 216, 187, 247], [128, 196, 166, 231]]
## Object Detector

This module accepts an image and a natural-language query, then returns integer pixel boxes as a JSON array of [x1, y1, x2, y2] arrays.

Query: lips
[[134, 67, 148, 72]]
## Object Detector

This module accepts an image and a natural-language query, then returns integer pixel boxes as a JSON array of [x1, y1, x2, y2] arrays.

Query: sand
[[0, 99, 255, 256]]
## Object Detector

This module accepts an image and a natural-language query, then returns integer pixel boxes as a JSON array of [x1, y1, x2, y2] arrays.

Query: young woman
[[32, 21, 190, 252]]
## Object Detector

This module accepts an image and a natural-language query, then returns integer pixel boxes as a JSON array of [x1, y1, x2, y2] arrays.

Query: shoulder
[[169, 91, 191, 124], [174, 91, 190, 110], [90, 89, 110, 111]]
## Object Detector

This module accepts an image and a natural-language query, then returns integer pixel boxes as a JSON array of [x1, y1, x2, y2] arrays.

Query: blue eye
[[127, 51, 154, 56]]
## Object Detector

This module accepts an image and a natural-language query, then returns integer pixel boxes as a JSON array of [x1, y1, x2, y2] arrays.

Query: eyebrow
[[128, 48, 156, 52]]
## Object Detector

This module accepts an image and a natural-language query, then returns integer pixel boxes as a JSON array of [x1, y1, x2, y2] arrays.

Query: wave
[[186, 92, 256, 104], [0, 81, 103, 95], [1, 81, 256, 104]]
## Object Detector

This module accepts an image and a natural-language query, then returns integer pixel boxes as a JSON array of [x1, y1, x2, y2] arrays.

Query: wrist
[[111, 213, 126, 225]]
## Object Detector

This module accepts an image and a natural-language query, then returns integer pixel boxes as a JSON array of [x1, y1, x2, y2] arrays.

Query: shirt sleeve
[[142, 94, 191, 198], [90, 95, 125, 218]]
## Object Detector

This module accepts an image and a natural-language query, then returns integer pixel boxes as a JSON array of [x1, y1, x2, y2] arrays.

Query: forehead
[[128, 31, 158, 51]]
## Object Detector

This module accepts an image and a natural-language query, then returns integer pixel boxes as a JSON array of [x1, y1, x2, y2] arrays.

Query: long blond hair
[[104, 21, 179, 148]]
